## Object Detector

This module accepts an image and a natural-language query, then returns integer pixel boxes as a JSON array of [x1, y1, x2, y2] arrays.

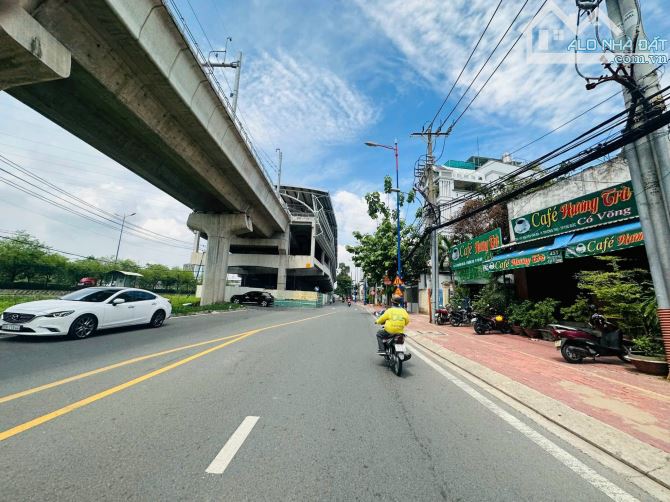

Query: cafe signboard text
[[511, 182, 637, 242]]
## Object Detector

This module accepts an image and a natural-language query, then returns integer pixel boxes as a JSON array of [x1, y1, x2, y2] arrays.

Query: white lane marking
[[206, 416, 260, 475], [408, 343, 639, 502]]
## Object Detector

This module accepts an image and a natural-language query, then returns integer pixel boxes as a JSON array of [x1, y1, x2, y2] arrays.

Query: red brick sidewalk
[[369, 305, 670, 453]]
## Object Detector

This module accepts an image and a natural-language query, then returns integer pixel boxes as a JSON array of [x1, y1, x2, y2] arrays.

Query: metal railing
[[162, 0, 285, 208]]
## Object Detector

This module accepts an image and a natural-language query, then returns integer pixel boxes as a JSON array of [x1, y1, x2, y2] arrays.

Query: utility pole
[[276, 148, 283, 194], [411, 129, 450, 323], [597, 0, 670, 365], [114, 212, 136, 264]]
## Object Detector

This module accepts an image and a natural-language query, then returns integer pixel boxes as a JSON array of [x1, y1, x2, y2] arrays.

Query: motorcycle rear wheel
[[393, 354, 403, 376], [561, 344, 584, 364], [474, 322, 486, 335], [450, 317, 461, 327]]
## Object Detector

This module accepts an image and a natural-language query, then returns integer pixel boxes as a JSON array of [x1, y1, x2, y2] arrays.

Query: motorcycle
[[449, 307, 472, 327], [434, 306, 450, 325], [379, 332, 411, 376], [473, 309, 512, 335], [347, 299, 352, 307], [550, 312, 632, 364]]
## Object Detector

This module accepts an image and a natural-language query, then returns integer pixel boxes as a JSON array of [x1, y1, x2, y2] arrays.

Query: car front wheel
[[68, 314, 98, 339], [260, 300, 269, 307], [232, 298, 240, 304]]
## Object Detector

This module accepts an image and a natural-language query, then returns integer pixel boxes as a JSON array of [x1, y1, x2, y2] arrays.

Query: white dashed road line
[[206, 416, 260, 475]]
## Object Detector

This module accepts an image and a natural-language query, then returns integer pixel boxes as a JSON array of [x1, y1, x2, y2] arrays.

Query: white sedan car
[[0, 287, 172, 339]]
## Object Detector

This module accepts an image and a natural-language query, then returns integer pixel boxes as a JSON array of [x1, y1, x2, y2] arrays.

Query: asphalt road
[[0, 304, 657, 501]]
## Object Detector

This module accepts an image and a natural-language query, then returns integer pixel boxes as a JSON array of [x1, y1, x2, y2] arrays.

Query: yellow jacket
[[375, 307, 410, 334]]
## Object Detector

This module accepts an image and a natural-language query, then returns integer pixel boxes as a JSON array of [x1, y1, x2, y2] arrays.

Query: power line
[[445, 0, 550, 132], [510, 92, 620, 155], [428, 0, 504, 130], [0, 153, 192, 247], [407, 92, 670, 259], [436, 0, 535, 133], [0, 162, 192, 251]]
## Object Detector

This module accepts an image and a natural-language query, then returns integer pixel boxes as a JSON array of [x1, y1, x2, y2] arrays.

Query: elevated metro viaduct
[[191, 186, 337, 296], [0, 0, 293, 304]]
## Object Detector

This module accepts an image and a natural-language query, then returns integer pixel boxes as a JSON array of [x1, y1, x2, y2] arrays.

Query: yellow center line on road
[[0, 312, 334, 442], [0, 312, 334, 405], [0, 333, 244, 404]]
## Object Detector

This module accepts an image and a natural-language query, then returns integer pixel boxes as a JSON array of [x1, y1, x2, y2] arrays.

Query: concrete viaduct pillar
[[277, 233, 289, 291], [187, 212, 253, 306], [0, 2, 71, 90]]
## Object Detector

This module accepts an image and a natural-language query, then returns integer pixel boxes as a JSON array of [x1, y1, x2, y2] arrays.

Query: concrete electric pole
[[411, 129, 450, 323], [598, 0, 670, 364]]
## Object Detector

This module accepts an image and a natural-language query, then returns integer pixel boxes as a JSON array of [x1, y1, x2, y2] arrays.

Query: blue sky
[[0, 0, 668, 268]]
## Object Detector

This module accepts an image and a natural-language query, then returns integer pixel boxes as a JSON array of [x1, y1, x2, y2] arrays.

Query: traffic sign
[[393, 287, 403, 297], [393, 276, 403, 286]]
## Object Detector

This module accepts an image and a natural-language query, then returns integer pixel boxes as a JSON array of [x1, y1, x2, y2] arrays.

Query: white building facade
[[435, 155, 522, 232]]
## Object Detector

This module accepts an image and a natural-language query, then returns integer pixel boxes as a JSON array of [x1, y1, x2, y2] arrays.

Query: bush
[[508, 301, 532, 326], [632, 335, 665, 357], [510, 298, 559, 329], [471, 278, 515, 314], [574, 256, 653, 338], [560, 296, 591, 324]]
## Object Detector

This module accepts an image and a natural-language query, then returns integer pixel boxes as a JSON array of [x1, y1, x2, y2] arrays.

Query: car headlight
[[44, 311, 75, 318]]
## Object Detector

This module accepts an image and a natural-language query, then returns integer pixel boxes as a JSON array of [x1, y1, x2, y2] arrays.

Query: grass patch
[[164, 295, 243, 316], [0, 295, 57, 313], [0, 294, 242, 317]]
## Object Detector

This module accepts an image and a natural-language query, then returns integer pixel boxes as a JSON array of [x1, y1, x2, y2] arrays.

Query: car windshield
[[60, 289, 120, 302]]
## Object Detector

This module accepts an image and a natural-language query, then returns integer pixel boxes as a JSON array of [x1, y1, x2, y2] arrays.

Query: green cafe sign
[[511, 182, 638, 242], [565, 227, 644, 259], [449, 228, 502, 270], [484, 249, 563, 272]]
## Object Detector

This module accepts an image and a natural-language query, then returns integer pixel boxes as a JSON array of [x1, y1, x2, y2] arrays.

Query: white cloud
[[237, 51, 379, 165], [332, 190, 377, 245], [353, 0, 614, 129]]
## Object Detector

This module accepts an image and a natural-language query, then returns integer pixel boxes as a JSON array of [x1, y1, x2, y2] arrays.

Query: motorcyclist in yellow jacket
[[375, 296, 409, 354]]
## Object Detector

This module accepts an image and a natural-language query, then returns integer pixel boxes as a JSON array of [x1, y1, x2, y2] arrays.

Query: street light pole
[[365, 140, 403, 297], [114, 212, 136, 264], [394, 140, 402, 281]]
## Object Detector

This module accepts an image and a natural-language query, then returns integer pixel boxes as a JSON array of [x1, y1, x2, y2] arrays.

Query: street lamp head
[[364, 141, 380, 147], [128, 212, 136, 217]]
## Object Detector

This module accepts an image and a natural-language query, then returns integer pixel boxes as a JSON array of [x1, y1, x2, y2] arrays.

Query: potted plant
[[628, 336, 668, 376], [522, 298, 559, 339]]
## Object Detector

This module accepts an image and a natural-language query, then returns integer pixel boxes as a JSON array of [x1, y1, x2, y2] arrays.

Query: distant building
[[435, 154, 523, 233]]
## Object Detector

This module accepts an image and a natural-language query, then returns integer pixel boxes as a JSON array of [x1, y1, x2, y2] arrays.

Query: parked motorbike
[[449, 307, 472, 327], [472, 309, 512, 335], [434, 306, 450, 325], [550, 312, 631, 364], [378, 331, 411, 376]]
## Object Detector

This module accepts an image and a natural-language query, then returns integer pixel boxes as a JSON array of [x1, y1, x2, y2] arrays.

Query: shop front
[[488, 170, 648, 302]]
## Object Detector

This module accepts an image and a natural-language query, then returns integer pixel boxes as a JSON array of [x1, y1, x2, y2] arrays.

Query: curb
[[171, 307, 246, 318], [408, 331, 670, 490]]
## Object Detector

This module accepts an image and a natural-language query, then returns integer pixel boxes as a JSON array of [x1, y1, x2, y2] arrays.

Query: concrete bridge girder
[[4, 0, 289, 238], [0, 2, 71, 90]]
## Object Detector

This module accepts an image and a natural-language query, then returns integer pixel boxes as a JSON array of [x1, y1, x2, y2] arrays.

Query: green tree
[[334, 263, 353, 297], [574, 256, 654, 337], [0, 232, 48, 283]]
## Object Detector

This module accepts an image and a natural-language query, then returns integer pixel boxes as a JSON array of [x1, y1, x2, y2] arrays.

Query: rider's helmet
[[391, 295, 403, 306]]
